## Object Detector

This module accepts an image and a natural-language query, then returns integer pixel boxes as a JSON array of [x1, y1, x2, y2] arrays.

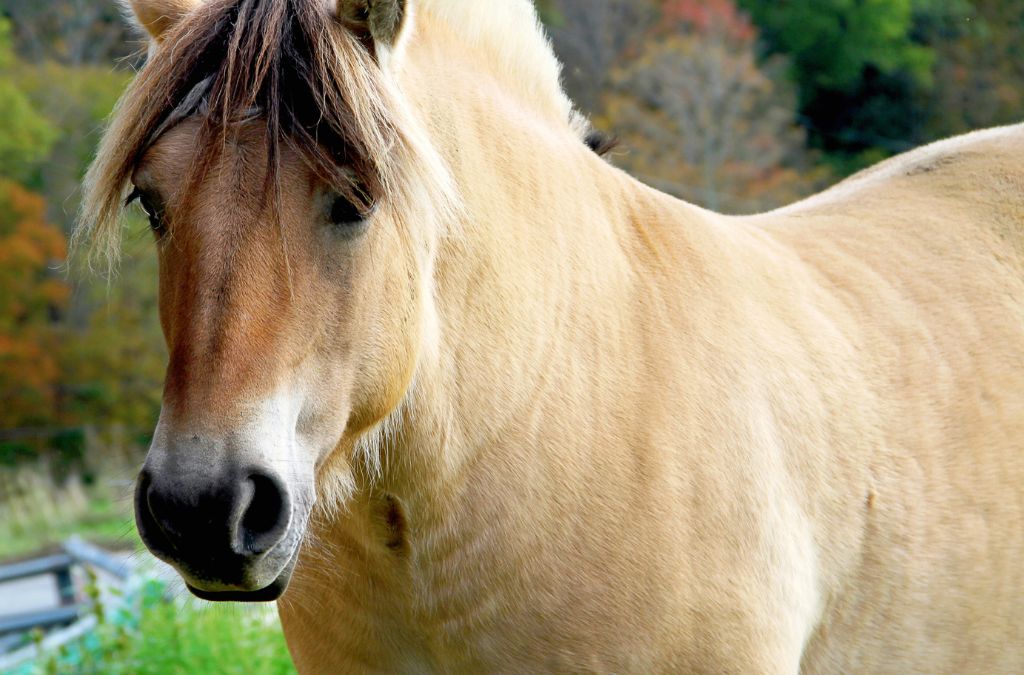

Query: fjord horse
[[81, 0, 1024, 671]]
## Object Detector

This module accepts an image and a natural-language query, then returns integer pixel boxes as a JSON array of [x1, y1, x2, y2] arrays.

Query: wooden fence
[[0, 537, 132, 670]]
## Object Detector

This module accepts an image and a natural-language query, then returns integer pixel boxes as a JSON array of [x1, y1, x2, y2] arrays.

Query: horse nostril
[[137, 470, 170, 539], [235, 471, 291, 555], [136, 470, 155, 527]]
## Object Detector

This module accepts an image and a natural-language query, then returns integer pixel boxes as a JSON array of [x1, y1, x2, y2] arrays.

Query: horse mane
[[78, 0, 454, 267], [420, 0, 573, 124], [584, 129, 620, 157]]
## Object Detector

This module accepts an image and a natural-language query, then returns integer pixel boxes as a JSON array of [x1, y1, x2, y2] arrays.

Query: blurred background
[[0, 0, 1021, 671]]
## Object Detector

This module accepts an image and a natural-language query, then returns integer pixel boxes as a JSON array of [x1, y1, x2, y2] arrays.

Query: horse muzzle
[[135, 456, 306, 601]]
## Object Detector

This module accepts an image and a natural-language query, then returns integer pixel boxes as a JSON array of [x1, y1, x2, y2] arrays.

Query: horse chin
[[184, 543, 301, 603]]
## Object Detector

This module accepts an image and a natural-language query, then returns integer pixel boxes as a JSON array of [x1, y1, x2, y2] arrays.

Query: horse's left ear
[[336, 0, 409, 58]]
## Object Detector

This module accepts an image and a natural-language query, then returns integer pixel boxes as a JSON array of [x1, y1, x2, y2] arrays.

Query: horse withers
[[80, 0, 1024, 671]]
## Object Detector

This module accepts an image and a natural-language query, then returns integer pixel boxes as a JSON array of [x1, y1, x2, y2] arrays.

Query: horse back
[[777, 122, 1024, 259]]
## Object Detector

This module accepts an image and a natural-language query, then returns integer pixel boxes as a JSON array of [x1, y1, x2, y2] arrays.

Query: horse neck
[[375, 29, 722, 506]]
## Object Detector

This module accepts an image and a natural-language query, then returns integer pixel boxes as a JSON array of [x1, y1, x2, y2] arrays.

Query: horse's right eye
[[326, 192, 375, 239], [139, 194, 156, 219], [330, 195, 364, 227], [127, 187, 165, 234]]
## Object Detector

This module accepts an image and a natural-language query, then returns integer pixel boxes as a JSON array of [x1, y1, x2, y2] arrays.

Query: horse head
[[83, 0, 452, 600]]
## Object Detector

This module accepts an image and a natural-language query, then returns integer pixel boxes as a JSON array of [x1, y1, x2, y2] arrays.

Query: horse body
[[82, 0, 1024, 671], [284, 28, 1024, 667]]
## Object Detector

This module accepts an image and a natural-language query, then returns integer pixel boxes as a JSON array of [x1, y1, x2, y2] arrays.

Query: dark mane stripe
[[81, 0, 404, 259], [584, 129, 619, 157]]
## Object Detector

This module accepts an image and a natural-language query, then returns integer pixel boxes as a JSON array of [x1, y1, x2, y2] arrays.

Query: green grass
[[25, 579, 296, 675]]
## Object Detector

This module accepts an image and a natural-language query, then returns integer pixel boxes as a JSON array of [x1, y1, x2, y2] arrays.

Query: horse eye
[[127, 187, 164, 234], [329, 195, 367, 228], [139, 194, 156, 219]]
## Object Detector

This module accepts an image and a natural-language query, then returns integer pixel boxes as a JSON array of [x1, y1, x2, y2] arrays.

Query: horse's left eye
[[329, 195, 371, 229]]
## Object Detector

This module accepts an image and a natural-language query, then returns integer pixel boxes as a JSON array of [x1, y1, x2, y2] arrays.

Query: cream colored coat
[[106, 0, 1024, 672], [281, 9, 1024, 672]]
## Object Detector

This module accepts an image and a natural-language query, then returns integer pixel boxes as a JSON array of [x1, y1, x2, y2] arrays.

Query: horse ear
[[126, 0, 200, 42], [336, 0, 409, 56]]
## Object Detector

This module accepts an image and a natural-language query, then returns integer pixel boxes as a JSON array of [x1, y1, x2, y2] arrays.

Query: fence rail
[[0, 605, 84, 636], [63, 536, 130, 581], [0, 554, 75, 585], [0, 537, 133, 668]]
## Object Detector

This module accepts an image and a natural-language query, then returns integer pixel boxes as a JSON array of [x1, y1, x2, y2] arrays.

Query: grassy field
[[23, 579, 295, 674], [0, 445, 142, 560], [0, 476, 139, 560], [0, 494, 138, 561]]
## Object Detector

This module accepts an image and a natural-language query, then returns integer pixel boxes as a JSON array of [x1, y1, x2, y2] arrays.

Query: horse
[[79, 0, 1024, 671]]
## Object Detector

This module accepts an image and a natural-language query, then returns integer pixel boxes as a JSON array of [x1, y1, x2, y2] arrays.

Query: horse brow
[[141, 76, 213, 158], [139, 74, 264, 168]]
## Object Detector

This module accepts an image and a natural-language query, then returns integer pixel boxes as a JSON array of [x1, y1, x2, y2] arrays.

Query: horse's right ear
[[125, 0, 201, 42], [336, 0, 409, 60]]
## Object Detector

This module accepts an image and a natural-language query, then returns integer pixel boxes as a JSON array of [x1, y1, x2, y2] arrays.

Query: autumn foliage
[[660, 0, 756, 41], [0, 181, 69, 429], [0, 15, 163, 466], [589, 0, 827, 212]]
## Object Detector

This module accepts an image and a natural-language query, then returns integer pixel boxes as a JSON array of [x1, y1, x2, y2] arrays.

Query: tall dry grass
[[0, 427, 143, 559]]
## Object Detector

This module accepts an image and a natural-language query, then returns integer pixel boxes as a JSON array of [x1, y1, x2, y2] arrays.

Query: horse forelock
[[78, 0, 457, 268]]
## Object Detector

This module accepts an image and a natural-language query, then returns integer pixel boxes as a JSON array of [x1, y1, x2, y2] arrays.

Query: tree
[[0, 181, 68, 429], [738, 0, 932, 93], [0, 12, 163, 454], [0, 19, 57, 182], [59, 242, 166, 436], [736, 0, 935, 169], [2, 0, 136, 66], [11, 60, 131, 228], [546, 0, 658, 114], [601, 0, 825, 213], [918, 0, 1024, 138]]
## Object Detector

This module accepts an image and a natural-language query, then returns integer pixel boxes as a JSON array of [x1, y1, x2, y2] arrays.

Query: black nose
[[136, 466, 291, 582]]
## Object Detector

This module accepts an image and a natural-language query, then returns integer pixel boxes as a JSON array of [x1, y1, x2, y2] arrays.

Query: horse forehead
[[137, 127, 311, 252], [138, 117, 308, 195]]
